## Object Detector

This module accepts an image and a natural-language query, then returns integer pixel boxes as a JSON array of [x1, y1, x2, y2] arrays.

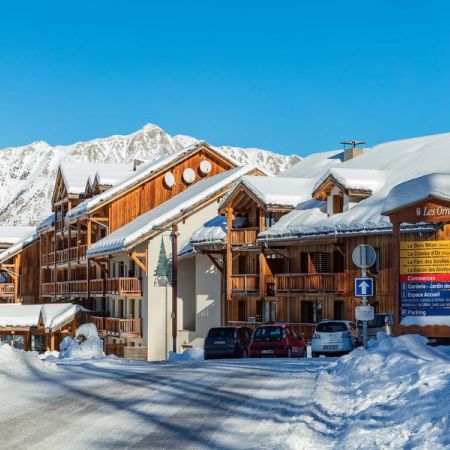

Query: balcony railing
[[88, 315, 142, 338], [42, 277, 142, 297], [230, 228, 259, 246], [0, 283, 15, 297], [274, 273, 346, 294], [231, 274, 259, 294], [106, 278, 142, 297], [42, 245, 87, 266]]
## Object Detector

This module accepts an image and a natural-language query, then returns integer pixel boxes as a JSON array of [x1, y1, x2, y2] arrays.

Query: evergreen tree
[[154, 237, 170, 285]]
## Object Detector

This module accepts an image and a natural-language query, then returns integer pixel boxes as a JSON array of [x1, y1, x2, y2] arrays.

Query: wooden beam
[[131, 250, 148, 274], [205, 253, 223, 273], [225, 207, 234, 301]]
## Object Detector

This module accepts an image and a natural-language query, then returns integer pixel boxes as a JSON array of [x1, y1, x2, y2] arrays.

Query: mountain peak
[[0, 123, 299, 225]]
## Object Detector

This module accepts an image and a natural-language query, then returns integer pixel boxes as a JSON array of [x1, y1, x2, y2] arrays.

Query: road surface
[[0, 357, 332, 449]]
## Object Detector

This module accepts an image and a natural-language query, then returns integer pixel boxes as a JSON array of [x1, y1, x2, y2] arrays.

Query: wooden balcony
[[274, 273, 347, 294], [88, 315, 142, 338], [90, 278, 142, 297], [231, 274, 259, 294], [0, 283, 15, 298], [230, 228, 259, 246], [42, 277, 142, 297]]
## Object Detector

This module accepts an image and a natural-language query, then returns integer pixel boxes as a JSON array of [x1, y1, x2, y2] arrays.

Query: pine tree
[[154, 237, 170, 285]]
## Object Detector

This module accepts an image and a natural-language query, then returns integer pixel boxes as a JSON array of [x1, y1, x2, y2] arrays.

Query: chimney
[[341, 140, 366, 162]]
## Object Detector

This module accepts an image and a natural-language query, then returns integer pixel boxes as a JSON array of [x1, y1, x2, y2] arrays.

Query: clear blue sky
[[1, 0, 449, 156]]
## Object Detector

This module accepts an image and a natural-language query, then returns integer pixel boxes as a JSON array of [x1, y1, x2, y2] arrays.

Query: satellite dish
[[199, 160, 212, 175], [164, 172, 175, 188], [182, 168, 196, 185], [352, 244, 376, 269]]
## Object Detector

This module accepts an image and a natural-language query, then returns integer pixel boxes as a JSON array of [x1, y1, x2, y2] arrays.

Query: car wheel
[[287, 347, 292, 358], [242, 349, 249, 358]]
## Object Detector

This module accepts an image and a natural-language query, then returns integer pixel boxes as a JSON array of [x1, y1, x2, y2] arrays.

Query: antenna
[[341, 140, 366, 149]]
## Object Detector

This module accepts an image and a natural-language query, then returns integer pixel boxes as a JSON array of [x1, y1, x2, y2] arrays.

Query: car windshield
[[208, 328, 235, 339], [316, 322, 347, 333], [254, 326, 283, 341], [357, 315, 388, 328]]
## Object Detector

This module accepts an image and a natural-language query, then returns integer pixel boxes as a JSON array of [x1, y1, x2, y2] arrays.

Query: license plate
[[214, 340, 226, 345], [323, 345, 338, 350], [261, 349, 274, 354]]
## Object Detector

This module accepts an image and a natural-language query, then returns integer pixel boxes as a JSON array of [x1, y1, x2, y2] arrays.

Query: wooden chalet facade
[[208, 170, 450, 342], [35, 143, 239, 358]]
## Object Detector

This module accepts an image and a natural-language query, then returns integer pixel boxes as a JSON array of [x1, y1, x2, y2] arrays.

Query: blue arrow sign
[[355, 277, 374, 297]]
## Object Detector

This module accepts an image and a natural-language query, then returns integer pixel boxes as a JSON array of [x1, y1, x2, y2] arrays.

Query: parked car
[[249, 323, 307, 358], [311, 320, 357, 357], [356, 313, 394, 344], [204, 326, 253, 359]]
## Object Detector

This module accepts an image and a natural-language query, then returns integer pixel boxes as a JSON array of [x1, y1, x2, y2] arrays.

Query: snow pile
[[59, 323, 105, 360], [168, 347, 204, 362], [273, 333, 450, 450], [0, 344, 57, 378]]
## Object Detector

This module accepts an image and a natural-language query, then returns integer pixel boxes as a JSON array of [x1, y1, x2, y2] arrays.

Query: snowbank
[[59, 323, 105, 360], [0, 344, 57, 378], [272, 333, 450, 450], [168, 347, 204, 362]]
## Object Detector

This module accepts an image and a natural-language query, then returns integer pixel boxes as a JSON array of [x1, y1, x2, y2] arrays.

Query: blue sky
[[0, 1, 449, 156]]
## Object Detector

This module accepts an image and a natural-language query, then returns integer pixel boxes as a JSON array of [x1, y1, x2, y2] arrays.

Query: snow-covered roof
[[221, 175, 315, 209], [86, 165, 258, 257], [0, 227, 36, 246], [0, 230, 39, 263], [0, 303, 86, 330], [66, 143, 240, 222], [279, 149, 343, 178], [261, 132, 450, 241], [60, 161, 134, 195], [190, 216, 227, 246], [313, 168, 385, 194], [383, 173, 450, 215]]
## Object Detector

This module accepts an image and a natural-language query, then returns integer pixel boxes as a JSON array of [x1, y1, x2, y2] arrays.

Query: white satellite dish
[[164, 172, 175, 188], [199, 160, 212, 175], [182, 168, 196, 185]]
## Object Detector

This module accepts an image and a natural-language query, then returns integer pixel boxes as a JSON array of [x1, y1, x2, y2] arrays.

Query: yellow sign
[[400, 240, 450, 275]]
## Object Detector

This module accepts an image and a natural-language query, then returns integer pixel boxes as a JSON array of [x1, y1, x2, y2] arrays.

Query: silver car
[[311, 320, 357, 357]]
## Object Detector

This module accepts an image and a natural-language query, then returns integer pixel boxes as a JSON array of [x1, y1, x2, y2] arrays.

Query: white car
[[311, 320, 357, 357]]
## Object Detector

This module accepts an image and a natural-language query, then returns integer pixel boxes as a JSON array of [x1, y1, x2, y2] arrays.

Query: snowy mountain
[[0, 124, 300, 226]]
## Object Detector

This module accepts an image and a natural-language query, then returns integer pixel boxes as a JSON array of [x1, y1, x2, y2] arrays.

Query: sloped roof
[[0, 303, 86, 330], [0, 230, 39, 264], [261, 132, 450, 240], [279, 149, 343, 178], [313, 168, 385, 195], [220, 175, 314, 210], [86, 164, 258, 257], [66, 142, 240, 222], [383, 173, 450, 215]]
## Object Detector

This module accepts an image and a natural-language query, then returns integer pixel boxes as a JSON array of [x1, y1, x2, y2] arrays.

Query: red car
[[249, 323, 307, 358]]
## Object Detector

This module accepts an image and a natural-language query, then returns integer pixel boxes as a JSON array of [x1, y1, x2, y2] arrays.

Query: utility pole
[[171, 223, 178, 353], [361, 267, 369, 349]]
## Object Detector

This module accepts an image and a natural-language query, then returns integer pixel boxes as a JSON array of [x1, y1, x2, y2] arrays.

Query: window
[[332, 195, 344, 214], [238, 300, 247, 321], [265, 212, 277, 228], [369, 248, 381, 275], [208, 328, 235, 339], [237, 255, 247, 274], [310, 252, 330, 273], [300, 252, 309, 273], [334, 300, 344, 320], [316, 322, 347, 333], [254, 326, 283, 341], [333, 250, 345, 273]]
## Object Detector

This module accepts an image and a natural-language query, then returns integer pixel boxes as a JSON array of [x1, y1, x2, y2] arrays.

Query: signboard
[[400, 240, 450, 319], [355, 277, 374, 297], [355, 305, 375, 321], [352, 244, 377, 269]]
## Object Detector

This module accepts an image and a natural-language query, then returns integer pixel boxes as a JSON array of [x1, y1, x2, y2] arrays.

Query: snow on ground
[[269, 333, 450, 450], [0, 334, 448, 449], [168, 347, 204, 362]]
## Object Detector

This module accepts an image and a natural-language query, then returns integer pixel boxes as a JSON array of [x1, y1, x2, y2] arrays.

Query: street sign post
[[353, 244, 377, 349], [355, 305, 375, 321], [355, 277, 374, 297]]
